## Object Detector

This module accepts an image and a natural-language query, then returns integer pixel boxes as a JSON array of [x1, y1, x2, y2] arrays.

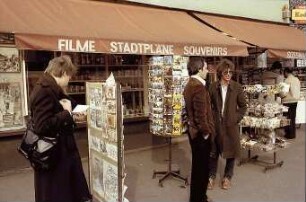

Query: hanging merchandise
[[148, 55, 189, 137]]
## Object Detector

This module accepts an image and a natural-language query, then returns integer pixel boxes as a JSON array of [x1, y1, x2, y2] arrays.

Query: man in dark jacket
[[208, 59, 247, 190], [30, 55, 91, 202], [183, 57, 215, 202]]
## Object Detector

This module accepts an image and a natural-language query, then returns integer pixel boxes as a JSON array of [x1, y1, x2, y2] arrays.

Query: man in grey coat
[[208, 59, 247, 190]]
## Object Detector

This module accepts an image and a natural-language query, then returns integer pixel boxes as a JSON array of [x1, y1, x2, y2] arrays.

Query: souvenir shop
[[1, 0, 306, 201]]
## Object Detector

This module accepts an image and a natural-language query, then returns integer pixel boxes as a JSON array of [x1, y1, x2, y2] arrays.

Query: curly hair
[[216, 59, 234, 80]]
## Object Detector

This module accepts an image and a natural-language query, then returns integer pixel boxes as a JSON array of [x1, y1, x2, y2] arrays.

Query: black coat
[[30, 73, 91, 202]]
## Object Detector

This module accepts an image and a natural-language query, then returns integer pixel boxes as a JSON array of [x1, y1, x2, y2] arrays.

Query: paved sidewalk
[[0, 125, 305, 202]]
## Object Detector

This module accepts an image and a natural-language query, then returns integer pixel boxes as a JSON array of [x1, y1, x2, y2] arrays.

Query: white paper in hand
[[72, 105, 89, 113]]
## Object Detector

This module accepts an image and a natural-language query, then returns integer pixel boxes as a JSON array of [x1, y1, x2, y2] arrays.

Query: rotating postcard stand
[[149, 56, 189, 187], [86, 74, 127, 202]]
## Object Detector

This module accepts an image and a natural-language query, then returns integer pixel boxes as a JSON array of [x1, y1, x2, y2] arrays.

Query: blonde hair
[[45, 55, 77, 77]]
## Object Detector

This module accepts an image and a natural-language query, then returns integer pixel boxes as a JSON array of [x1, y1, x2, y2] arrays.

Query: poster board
[[148, 55, 189, 136], [86, 75, 126, 202], [0, 47, 26, 132]]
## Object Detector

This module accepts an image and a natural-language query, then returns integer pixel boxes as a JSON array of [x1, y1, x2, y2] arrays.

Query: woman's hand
[[59, 99, 72, 114]]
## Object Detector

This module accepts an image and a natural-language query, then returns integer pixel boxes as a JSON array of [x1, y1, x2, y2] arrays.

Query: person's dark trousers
[[283, 102, 297, 139], [209, 155, 235, 179], [189, 135, 211, 202]]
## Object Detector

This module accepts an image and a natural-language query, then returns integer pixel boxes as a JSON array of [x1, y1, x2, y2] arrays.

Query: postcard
[[72, 104, 89, 113]]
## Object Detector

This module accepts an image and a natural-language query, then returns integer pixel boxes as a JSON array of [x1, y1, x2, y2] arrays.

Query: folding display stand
[[152, 137, 188, 187]]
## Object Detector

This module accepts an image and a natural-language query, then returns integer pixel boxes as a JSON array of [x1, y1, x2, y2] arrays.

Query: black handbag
[[18, 119, 59, 170]]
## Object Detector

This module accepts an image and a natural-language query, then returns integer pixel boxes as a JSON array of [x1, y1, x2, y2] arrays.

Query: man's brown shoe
[[207, 178, 215, 190], [221, 177, 231, 190]]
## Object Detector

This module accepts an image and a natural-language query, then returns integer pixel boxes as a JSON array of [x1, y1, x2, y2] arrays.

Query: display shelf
[[25, 51, 149, 123], [0, 128, 25, 137], [122, 88, 144, 92], [239, 84, 290, 172], [123, 115, 149, 123], [67, 92, 86, 95]]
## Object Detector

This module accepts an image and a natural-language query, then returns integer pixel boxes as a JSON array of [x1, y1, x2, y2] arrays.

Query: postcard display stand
[[148, 56, 189, 187], [239, 84, 290, 172], [0, 47, 26, 134], [86, 75, 127, 202]]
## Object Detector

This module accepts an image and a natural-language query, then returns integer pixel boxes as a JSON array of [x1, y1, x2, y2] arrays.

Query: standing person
[[262, 61, 284, 85], [208, 59, 247, 190], [183, 57, 215, 202], [30, 55, 91, 202], [282, 67, 300, 139]]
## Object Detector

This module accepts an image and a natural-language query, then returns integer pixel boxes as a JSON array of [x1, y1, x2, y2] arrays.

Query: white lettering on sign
[[183, 46, 227, 56], [287, 51, 306, 59], [58, 39, 96, 52], [110, 41, 174, 55]]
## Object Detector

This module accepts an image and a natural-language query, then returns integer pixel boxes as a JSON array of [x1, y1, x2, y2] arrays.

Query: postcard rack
[[148, 56, 189, 187]]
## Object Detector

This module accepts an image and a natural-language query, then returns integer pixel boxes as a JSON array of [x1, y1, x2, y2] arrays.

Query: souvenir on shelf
[[243, 82, 289, 95], [240, 84, 291, 151], [148, 56, 188, 137], [86, 74, 127, 202]]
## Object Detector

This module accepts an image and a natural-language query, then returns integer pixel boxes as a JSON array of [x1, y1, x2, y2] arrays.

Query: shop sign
[[287, 51, 306, 59], [291, 6, 306, 24], [296, 59, 306, 67], [183, 45, 227, 56], [292, 8, 306, 21], [15, 34, 246, 56], [109, 41, 229, 56], [58, 39, 96, 52], [110, 41, 174, 55]]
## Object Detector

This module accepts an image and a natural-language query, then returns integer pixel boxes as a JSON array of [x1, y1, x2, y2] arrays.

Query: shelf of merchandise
[[238, 84, 290, 172], [25, 51, 149, 126]]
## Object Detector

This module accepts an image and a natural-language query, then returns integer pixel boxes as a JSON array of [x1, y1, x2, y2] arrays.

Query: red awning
[[0, 0, 248, 56], [194, 13, 306, 59]]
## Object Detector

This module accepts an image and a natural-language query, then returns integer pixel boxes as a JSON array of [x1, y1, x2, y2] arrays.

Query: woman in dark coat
[[29, 55, 91, 202], [208, 59, 247, 190]]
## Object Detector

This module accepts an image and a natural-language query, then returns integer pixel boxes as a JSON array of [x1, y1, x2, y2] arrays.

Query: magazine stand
[[152, 137, 188, 187]]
